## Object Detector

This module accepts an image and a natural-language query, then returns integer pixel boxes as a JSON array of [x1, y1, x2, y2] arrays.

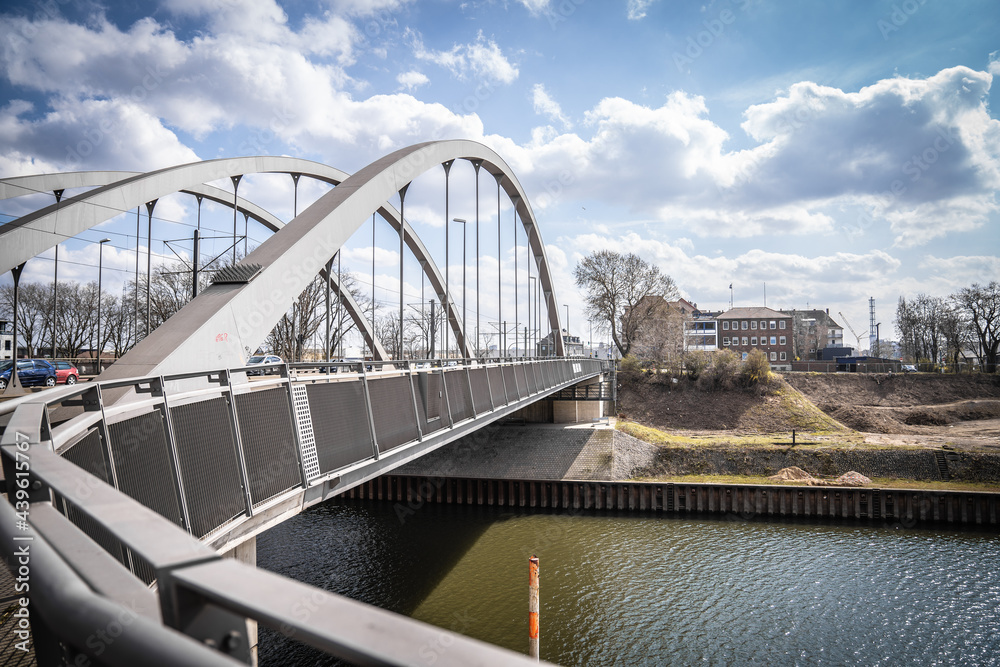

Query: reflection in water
[[257, 500, 1000, 666]]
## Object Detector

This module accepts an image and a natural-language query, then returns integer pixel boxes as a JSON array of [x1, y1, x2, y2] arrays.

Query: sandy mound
[[769, 466, 814, 481], [834, 471, 871, 487]]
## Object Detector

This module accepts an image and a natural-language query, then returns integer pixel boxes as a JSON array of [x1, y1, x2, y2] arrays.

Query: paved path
[[396, 421, 616, 480]]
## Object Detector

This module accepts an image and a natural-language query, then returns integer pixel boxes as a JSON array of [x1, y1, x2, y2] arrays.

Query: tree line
[[896, 281, 999, 372], [1, 259, 487, 363]]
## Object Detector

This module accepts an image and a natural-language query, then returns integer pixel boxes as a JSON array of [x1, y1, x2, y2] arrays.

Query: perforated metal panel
[[541, 362, 553, 388], [368, 375, 420, 452], [170, 397, 246, 538], [487, 367, 507, 406], [526, 363, 538, 394], [107, 407, 183, 528], [469, 368, 492, 414], [517, 363, 529, 395], [62, 430, 126, 565], [415, 372, 445, 435], [503, 366, 520, 401], [444, 370, 473, 422], [290, 384, 321, 481], [235, 387, 303, 505], [306, 381, 374, 473]]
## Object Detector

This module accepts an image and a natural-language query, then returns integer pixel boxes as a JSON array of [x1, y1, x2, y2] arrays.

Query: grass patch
[[616, 419, 872, 449], [634, 473, 1000, 493], [773, 385, 850, 433]]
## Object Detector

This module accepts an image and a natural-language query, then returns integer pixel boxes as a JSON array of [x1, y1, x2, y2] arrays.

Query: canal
[[257, 499, 999, 666]]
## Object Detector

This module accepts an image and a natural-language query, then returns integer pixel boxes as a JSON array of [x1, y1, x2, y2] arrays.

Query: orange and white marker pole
[[529, 555, 540, 660]]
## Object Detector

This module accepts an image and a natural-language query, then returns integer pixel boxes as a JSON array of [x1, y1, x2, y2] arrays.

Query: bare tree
[[954, 281, 999, 373], [574, 250, 678, 358], [0, 282, 53, 357], [266, 272, 373, 362]]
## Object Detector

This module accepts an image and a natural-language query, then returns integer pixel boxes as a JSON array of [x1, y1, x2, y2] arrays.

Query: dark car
[[52, 360, 80, 385], [0, 359, 58, 390]]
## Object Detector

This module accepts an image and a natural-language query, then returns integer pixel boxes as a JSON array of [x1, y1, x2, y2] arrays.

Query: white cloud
[[397, 70, 429, 91], [412, 30, 519, 84], [532, 84, 572, 129], [988, 51, 1000, 76], [517, 0, 552, 15], [626, 0, 658, 21]]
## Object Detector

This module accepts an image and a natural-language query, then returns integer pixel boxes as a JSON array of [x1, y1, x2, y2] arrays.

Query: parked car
[[52, 360, 80, 385], [0, 359, 58, 390], [246, 354, 283, 376], [901, 364, 917, 373]]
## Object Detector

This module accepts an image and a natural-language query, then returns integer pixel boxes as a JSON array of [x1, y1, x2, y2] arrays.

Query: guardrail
[[0, 356, 604, 665]]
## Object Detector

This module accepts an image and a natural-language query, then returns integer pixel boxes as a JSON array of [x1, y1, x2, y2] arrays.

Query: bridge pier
[[553, 376, 606, 424], [222, 536, 258, 666]]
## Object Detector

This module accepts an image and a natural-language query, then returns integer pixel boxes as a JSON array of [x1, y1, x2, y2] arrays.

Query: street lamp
[[96, 238, 111, 370], [452, 218, 467, 359]]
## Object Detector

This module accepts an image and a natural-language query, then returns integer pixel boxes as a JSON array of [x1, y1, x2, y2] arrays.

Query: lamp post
[[564, 304, 570, 357], [528, 276, 536, 358], [96, 238, 111, 370], [452, 218, 467, 359]]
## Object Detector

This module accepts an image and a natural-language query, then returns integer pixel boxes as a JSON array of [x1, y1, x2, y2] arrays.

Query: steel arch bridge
[[0, 142, 602, 666], [0, 140, 567, 377]]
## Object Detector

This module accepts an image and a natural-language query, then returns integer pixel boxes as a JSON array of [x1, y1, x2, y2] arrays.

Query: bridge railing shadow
[[0, 356, 603, 665]]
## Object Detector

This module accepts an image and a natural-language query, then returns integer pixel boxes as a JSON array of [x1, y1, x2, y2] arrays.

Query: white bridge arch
[[1, 141, 566, 380]]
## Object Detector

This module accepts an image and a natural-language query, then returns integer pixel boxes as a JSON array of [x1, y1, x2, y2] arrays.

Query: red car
[[52, 360, 80, 385]]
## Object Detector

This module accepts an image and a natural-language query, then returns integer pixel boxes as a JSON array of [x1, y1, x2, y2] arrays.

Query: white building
[[0, 320, 13, 361]]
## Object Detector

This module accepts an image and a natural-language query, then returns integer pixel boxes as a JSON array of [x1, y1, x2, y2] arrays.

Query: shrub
[[697, 349, 740, 391], [683, 351, 712, 381], [618, 355, 644, 387], [740, 348, 773, 389]]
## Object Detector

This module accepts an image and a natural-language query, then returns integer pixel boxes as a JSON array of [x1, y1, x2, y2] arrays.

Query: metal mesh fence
[[169, 397, 246, 538], [106, 407, 184, 528], [488, 367, 507, 406], [235, 387, 302, 506], [444, 370, 473, 422], [306, 381, 374, 473], [469, 368, 492, 414], [368, 376, 420, 453]]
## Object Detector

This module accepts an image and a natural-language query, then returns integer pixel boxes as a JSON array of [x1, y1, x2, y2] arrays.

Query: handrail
[[0, 356, 603, 664]]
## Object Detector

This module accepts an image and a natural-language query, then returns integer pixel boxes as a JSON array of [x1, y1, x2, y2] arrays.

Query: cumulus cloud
[[517, 0, 552, 15], [397, 70, 429, 90], [411, 30, 519, 84], [532, 84, 571, 129]]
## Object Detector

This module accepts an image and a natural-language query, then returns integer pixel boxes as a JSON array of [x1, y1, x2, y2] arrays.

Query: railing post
[[440, 367, 455, 428], [407, 362, 424, 442], [223, 370, 255, 517], [484, 361, 496, 412], [158, 377, 194, 534], [360, 363, 380, 460], [465, 362, 477, 417]]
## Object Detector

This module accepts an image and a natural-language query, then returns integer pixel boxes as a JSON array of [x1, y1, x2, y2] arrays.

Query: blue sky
[[1, 0, 998, 352]]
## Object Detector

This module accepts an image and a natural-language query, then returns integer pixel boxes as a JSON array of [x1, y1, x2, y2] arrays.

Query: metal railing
[[0, 356, 604, 665]]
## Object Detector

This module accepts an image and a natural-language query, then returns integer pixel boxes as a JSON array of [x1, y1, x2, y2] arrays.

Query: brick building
[[779, 308, 845, 360], [716, 307, 793, 370]]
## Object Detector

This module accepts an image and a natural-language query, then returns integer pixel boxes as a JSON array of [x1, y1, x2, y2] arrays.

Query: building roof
[[779, 309, 843, 329], [716, 306, 791, 320]]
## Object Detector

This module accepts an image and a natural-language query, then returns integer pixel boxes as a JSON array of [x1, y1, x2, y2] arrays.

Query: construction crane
[[839, 311, 864, 353]]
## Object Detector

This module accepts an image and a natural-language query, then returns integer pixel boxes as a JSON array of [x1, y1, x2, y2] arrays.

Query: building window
[[770, 321, 776, 329], [770, 352, 777, 361], [751, 337, 757, 345], [742, 337, 748, 345], [723, 337, 730, 346], [751, 321, 757, 330], [780, 352, 787, 361], [780, 336, 786, 345], [770, 336, 776, 345], [742, 321, 748, 330], [779, 320, 786, 329], [722, 321, 729, 330]]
